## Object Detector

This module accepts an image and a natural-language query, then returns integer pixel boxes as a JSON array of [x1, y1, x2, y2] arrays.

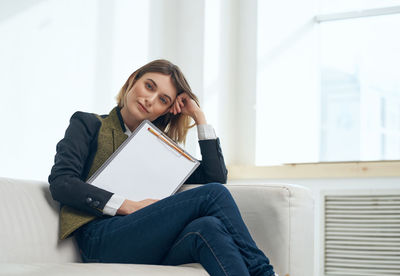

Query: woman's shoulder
[[70, 110, 99, 120], [68, 110, 102, 133]]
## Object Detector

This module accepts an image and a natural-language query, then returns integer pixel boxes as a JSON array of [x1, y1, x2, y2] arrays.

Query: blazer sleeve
[[184, 138, 228, 184], [48, 112, 113, 217]]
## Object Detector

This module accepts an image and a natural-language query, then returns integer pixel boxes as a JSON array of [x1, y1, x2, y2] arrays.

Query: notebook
[[87, 120, 200, 201]]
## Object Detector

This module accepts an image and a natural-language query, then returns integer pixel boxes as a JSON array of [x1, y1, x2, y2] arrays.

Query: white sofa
[[0, 177, 314, 276]]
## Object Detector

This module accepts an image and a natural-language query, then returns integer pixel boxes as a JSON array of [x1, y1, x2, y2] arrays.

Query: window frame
[[315, 5, 400, 23], [235, 3, 400, 177], [228, 161, 400, 179]]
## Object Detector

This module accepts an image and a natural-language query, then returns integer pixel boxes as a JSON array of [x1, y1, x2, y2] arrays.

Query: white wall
[[256, 0, 320, 165], [0, 0, 150, 181], [1, 0, 97, 180]]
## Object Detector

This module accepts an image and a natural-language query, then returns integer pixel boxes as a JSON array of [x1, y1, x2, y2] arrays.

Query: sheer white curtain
[[0, 0, 257, 181], [0, 0, 150, 180]]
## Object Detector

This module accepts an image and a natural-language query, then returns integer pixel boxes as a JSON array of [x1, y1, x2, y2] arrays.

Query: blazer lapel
[[87, 107, 128, 179], [108, 107, 128, 151]]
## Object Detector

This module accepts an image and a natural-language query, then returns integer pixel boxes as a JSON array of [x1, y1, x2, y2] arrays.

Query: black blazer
[[48, 107, 228, 217]]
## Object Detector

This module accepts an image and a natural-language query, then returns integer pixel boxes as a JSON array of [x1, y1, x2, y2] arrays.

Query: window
[[256, 0, 400, 165]]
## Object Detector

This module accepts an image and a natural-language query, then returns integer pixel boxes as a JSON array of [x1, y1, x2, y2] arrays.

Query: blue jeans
[[74, 183, 275, 276]]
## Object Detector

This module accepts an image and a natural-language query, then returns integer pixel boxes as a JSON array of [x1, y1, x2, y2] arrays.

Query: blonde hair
[[116, 59, 199, 144]]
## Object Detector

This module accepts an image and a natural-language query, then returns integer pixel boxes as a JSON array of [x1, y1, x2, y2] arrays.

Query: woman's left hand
[[170, 92, 206, 125]]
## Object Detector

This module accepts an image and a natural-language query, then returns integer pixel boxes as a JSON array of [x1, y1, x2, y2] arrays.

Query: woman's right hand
[[116, 198, 159, 215]]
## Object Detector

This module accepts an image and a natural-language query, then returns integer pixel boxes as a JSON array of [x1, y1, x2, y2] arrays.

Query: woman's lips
[[138, 102, 149, 113]]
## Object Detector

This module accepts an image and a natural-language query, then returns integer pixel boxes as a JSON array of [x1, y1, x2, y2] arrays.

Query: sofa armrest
[[178, 183, 314, 276]]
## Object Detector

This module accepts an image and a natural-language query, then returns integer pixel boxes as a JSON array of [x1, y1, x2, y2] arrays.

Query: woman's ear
[[164, 97, 178, 115]]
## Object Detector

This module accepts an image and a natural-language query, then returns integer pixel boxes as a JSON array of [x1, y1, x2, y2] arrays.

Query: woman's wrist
[[193, 110, 207, 125], [117, 199, 137, 215]]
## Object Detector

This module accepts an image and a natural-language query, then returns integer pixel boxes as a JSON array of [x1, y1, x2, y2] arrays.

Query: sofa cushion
[[0, 177, 79, 263], [0, 177, 314, 276]]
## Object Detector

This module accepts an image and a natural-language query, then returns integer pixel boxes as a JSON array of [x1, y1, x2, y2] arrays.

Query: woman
[[49, 59, 276, 276]]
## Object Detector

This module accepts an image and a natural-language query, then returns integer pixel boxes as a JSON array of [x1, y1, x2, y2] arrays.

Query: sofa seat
[[0, 263, 207, 276]]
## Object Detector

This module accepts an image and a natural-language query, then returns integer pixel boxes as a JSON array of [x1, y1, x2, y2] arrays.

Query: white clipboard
[[87, 120, 200, 201]]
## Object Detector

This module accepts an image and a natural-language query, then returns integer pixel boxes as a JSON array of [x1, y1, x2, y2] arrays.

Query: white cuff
[[103, 194, 125, 216], [197, 124, 217, 140]]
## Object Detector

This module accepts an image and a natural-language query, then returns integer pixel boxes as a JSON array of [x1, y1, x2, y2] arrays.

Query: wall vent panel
[[324, 194, 400, 276]]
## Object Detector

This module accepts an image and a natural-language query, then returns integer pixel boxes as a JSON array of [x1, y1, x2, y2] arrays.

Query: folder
[[87, 120, 200, 201]]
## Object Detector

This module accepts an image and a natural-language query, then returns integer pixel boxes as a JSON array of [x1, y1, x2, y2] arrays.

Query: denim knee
[[188, 216, 226, 234], [201, 182, 230, 196], [168, 216, 227, 256]]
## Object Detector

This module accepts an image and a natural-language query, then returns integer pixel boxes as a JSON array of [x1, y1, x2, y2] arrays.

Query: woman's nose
[[145, 94, 157, 106]]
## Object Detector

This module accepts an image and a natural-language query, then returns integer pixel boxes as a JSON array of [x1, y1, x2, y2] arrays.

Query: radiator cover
[[321, 190, 400, 276]]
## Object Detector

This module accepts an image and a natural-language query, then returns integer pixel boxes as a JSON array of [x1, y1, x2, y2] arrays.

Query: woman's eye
[[160, 97, 168, 104], [145, 83, 153, 90]]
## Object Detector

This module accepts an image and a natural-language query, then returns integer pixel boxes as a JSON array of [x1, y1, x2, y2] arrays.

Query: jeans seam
[[207, 194, 252, 255], [171, 231, 229, 276]]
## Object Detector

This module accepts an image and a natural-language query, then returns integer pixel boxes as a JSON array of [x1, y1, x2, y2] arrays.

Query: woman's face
[[123, 72, 177, 122]]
